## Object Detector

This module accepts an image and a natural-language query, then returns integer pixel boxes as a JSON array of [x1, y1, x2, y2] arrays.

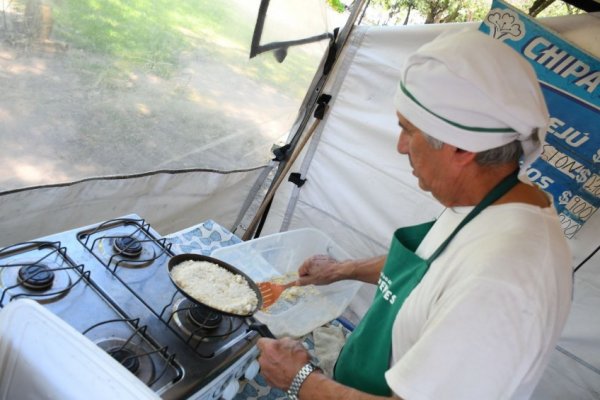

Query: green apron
[[333, 170, 519, 395]]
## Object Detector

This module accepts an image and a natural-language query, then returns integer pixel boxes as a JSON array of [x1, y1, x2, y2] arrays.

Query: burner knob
[[221, 379, 240, 400], [244, 360, 260, 380]]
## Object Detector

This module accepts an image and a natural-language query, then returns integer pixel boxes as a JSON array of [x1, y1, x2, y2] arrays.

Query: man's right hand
[[298, 255, 387, 286], [297, 255, 343, 286]]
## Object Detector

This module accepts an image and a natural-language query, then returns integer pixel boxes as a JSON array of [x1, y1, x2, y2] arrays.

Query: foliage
[[450, 0, 492, 22], [505, 0, 584, 16], [417, 0, 482, 23], [368, 0, 584, 25], [370, 0, 489, 24], [326, 0, 346, 13]]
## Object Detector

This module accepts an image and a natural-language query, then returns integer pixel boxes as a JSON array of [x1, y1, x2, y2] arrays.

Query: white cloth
[[393, 30, 549, 169], [385, 203, 573, 400]]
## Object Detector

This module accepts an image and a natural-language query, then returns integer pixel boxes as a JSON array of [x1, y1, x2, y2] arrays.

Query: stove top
[[0, 214, 261, 399]]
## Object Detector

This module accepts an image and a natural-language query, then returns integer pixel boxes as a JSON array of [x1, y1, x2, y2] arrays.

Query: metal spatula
[[258, 280, 299, 309]]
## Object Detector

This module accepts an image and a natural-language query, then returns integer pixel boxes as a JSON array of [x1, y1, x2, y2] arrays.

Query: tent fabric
[[0, 167, 268, 247], [259, 15, 600, 399], [0, 3, 597, 397]]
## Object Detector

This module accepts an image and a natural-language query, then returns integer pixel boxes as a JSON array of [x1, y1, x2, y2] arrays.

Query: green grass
[[51, 0, 321, 97]]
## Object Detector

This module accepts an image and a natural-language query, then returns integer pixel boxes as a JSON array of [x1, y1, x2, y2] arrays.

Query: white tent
[[0, 0, 599, 398]]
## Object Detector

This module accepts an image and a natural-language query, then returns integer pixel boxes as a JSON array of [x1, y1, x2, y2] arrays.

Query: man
[[257, 29, 572, 400]]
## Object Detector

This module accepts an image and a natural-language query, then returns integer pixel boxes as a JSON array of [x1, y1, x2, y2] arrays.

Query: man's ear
[[448, 146, 477, 166]]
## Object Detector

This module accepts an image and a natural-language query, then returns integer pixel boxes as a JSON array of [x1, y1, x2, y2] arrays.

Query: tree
[[368, 0, 581, 26], [370, 0, 489, 25], [370, 0, 416, 25], [525, 0, 584, 16], [421, 0, 450, 23]]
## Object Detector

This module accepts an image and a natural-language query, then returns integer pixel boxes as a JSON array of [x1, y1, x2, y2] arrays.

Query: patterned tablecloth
[[166, 220, 304, 400]]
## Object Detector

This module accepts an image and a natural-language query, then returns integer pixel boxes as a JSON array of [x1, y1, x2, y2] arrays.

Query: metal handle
[[248, 321, 275, 338]]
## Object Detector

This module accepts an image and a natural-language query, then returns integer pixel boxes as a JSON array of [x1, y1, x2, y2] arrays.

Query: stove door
[[0, 299, 161, 400]]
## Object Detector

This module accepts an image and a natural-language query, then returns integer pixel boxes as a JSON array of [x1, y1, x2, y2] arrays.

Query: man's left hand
[[257, 337, 312, 390]]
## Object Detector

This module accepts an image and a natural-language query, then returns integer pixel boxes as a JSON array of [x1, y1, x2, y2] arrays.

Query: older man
[[257, 30, 572, 400]]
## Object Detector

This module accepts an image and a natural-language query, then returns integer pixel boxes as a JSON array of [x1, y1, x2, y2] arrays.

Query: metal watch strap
[[286, 362, 317, 400]]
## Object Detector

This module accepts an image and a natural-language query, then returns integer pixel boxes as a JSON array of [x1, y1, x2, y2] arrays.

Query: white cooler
[[0, 299, 161, 400]]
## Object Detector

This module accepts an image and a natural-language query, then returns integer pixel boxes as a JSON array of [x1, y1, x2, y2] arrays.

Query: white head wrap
[[394, 29, 549, 169]]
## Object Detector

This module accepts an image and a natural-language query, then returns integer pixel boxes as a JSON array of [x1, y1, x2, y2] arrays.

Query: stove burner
[[113, 236, 143, 258], [109, 347, 140, 374], [96, 339, 155, 384], [17, 264, 55, 291], [188, 304, 222, 330], [172, 298, 239, 343]]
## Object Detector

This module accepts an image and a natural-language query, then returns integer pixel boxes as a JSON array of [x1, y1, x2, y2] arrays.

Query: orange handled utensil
[[258, 280, 299, 309]]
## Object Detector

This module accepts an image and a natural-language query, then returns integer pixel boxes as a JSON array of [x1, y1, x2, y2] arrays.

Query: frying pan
[[167, 253, 263, 318]]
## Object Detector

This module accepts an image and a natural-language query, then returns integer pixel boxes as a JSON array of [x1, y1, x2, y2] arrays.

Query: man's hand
[[298, 254, 386, 286], [298, 255, 342, 286], [257, 337, 312, 390]]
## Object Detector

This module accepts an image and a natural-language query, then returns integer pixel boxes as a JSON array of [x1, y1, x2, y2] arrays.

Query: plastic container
[[211, 228, 362, 338]]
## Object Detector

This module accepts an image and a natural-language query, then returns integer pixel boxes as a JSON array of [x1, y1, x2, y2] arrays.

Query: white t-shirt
[[385, 203, 573, 400]]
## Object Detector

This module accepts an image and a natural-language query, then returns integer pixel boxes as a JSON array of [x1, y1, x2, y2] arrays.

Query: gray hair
[[422, 133, 525, 166]]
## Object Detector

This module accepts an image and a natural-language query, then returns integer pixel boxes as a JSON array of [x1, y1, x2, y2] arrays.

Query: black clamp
[[271, 143, 291, 161], [314, 93, 332, 120], [273, 92, 331, 163], [288, 172, 306, 187]]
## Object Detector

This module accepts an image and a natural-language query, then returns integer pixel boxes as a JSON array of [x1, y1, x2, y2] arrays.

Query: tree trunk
[[425, 11, 435, 24], [425, 2, 444, 24], [529, 0, 556, 17], [403, 4, 412, 25], [442, 6, 460, 23]]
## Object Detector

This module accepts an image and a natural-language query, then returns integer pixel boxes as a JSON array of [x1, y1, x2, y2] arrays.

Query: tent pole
[[239, 0, 370, 239], [242, 116, 323, 241]]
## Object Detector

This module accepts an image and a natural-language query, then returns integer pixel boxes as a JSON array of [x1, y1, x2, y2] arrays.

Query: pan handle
[[248, 321, 275, 338]]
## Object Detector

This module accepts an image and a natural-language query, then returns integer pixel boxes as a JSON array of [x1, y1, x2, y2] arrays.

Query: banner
[[479, 0, 599, 238]]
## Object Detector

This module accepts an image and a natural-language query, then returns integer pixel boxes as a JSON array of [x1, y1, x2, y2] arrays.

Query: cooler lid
[[0, 299, 161, 400]]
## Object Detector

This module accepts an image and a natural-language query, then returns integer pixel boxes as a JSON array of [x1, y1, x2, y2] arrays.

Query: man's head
[[394, 29, 548, 170]]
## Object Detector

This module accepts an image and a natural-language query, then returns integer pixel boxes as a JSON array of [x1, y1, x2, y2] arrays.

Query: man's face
[[396, 112, 451, 196]]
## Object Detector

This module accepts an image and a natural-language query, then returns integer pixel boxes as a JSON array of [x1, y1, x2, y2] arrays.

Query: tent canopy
[[0, 1, 598, 399]]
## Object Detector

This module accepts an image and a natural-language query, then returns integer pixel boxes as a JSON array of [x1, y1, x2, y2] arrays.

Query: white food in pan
[[172, 260, 258, 314]]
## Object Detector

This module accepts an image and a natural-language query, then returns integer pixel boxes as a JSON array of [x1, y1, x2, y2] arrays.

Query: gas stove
[[0, 214, 263, 399]]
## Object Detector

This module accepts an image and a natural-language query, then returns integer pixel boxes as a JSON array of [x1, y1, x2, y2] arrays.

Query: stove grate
[[0, 241, 90, 306], [77, 218, 173, 273], [83, 317, 181, 387]]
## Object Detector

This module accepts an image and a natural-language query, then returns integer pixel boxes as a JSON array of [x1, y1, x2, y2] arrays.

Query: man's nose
[[397, 130, 409, 154]]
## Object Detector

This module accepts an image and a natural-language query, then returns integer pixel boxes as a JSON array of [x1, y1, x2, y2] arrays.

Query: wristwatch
[[286, 362, 318, 400]]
